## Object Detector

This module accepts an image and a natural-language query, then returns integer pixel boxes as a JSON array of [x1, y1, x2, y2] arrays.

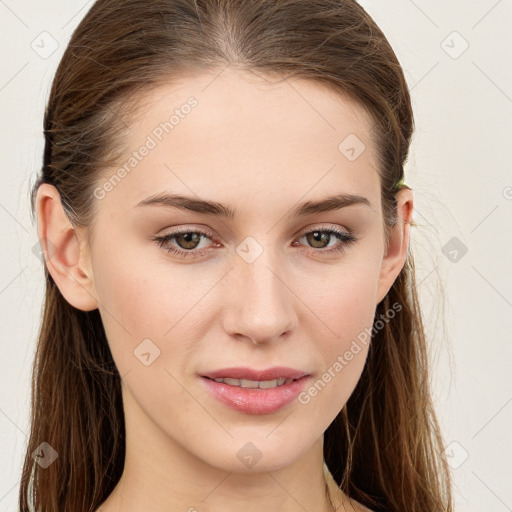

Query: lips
[[200, 372, 311, 414], [201, 366, 309, 381], [199, 366, 312, 414]]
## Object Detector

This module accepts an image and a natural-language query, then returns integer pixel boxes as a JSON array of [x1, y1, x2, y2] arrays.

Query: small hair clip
[[395, 176, 409, 190]]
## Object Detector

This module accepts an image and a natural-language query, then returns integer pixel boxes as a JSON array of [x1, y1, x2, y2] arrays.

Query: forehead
[[99, 67, 380, 215]]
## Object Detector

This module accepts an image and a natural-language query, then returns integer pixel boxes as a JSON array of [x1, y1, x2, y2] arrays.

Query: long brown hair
[[20, 1, 453, 510]]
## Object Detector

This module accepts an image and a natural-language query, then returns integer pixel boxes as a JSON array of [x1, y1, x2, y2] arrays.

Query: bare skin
[[36, 66, 412, 512]]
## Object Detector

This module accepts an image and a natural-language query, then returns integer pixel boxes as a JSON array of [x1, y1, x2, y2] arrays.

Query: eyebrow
[[134, 192, 371, 218]]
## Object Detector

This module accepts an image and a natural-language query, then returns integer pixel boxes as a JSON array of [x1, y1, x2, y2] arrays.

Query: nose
[[221, 249, 297, 345]]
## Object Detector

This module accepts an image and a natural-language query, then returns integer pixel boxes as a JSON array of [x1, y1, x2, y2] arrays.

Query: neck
[[102, 449, 335, 512], [98, 395, 340, 512]]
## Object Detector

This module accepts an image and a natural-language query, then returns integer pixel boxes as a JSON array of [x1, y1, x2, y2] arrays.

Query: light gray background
[[1, 1, 511, 510]]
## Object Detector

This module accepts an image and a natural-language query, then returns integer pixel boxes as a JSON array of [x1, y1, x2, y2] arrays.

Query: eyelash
[[152, 226, 357, 259]]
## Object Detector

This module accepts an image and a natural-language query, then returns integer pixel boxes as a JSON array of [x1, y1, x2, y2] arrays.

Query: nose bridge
[[223, 237, 297, 343]]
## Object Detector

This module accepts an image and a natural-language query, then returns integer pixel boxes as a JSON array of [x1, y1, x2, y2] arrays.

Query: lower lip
[[200, 376, 310, 415]]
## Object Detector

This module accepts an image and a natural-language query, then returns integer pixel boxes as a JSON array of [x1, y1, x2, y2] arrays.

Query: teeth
[[210, 377, 295, 389], [241, 379, 260, 388], [223, 378, 240, 386], [257, 379, 277, 389]]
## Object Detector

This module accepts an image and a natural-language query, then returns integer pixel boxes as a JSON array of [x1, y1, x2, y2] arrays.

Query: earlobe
[[36, 183, 98, 312], [375, 188, 414, 305]]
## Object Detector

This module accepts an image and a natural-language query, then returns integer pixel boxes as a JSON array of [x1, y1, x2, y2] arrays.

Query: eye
[[152, 228, 216, 259], [293, 226, 357, 255], [152, 225, 357, 259]]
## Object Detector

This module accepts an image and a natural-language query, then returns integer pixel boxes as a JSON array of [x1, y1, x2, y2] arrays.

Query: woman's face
[[68, 68, 407, 472]]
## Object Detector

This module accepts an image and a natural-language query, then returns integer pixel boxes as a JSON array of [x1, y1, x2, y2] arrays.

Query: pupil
[[308, 231, 328, 248], [178, 232, 200, 249]]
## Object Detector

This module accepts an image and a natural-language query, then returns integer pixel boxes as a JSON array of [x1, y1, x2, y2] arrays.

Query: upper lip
[[201, 366, 309, 381]]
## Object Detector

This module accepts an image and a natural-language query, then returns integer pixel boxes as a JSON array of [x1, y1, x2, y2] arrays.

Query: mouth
[[199, 367, 311, 415], [203, 376, 301, 389]]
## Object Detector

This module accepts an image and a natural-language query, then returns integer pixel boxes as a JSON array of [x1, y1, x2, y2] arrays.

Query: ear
[[35, 183, 98, 311], [375, 187, 414, 305]]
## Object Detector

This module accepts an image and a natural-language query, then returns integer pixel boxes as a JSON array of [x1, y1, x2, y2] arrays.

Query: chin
[[192, 431, 314, 474]]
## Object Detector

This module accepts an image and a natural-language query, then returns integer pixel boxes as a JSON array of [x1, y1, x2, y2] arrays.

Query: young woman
[[19, 1, 453, 511]]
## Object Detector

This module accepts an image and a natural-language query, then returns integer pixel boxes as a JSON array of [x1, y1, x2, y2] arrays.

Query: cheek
[[295, 261, 379, 416], [90, 239, 173, 369], [91, 242, 218, 384], [302, 256, 380, 343]]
